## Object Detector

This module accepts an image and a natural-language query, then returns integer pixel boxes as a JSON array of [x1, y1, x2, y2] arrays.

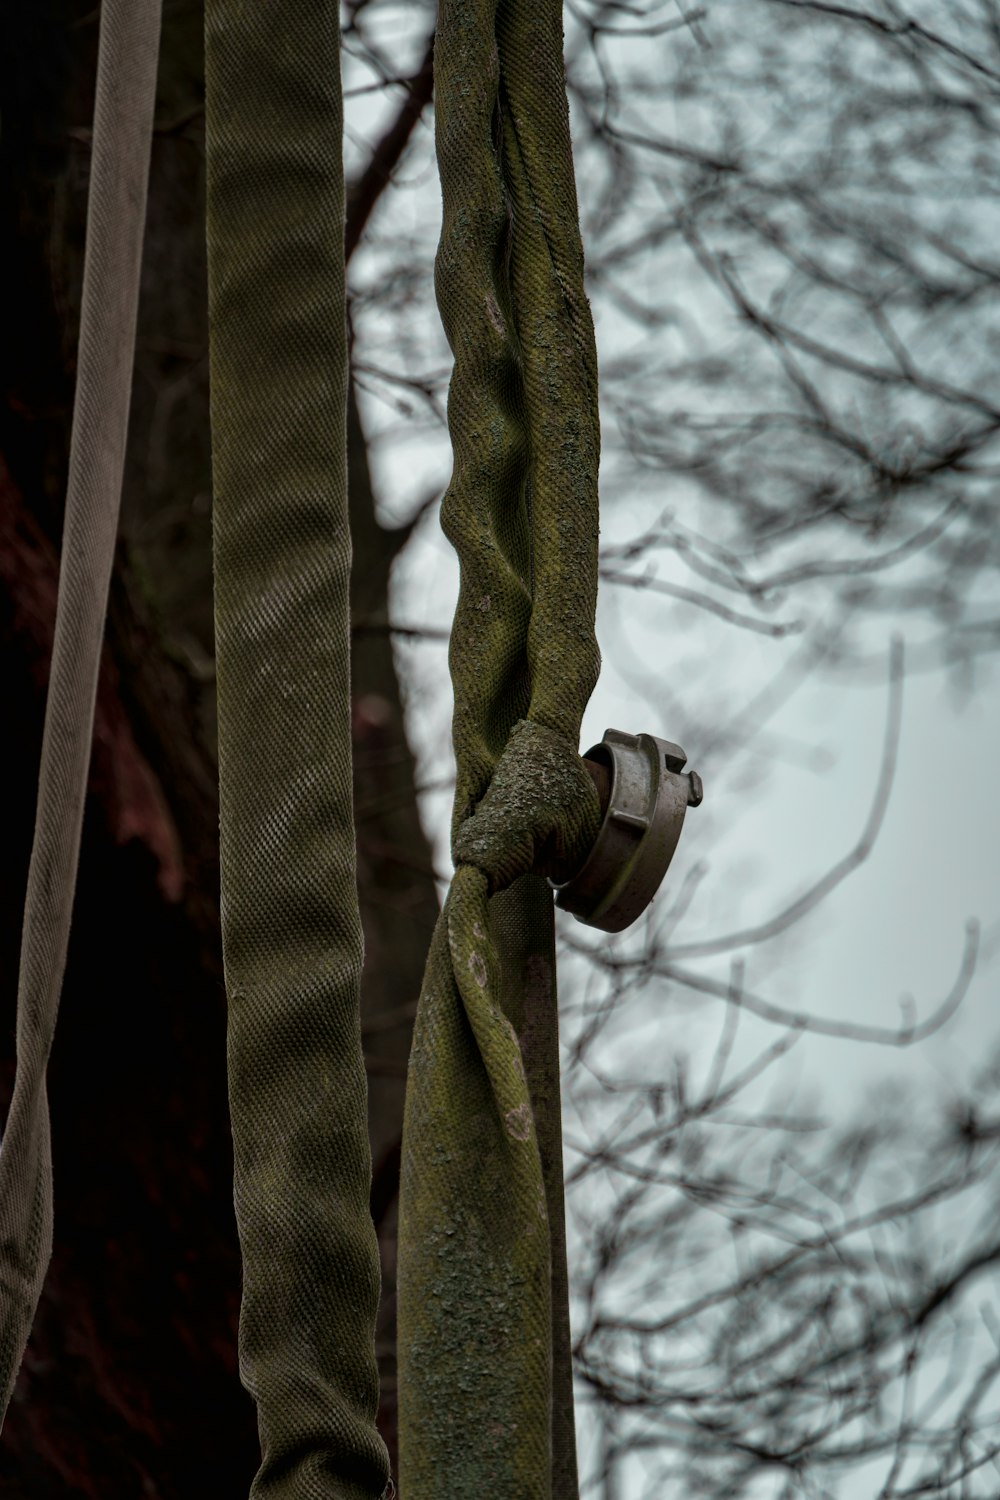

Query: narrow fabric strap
[[0, 0, 162, 1421], [397, 0, 602, 1491], [205, 2, 390, 1495]]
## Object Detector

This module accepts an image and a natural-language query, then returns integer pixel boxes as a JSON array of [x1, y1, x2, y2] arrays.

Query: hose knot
[[453, 719, 602, 894]]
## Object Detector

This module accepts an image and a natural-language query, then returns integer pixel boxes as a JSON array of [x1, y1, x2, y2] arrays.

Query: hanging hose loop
[[205, 2, 390, 1492]]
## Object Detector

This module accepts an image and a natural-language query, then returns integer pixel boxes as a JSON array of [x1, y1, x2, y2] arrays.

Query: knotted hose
[[397, 1, 603, 1493]]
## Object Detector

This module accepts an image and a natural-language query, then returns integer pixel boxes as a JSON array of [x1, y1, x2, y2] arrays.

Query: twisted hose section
[[397, 0, 602, 1492]]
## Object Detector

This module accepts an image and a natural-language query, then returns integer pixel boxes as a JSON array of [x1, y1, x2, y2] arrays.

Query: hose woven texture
[[0, 0, 161, 1423], [204, 5, 391, 1497], [396, 0, 603, 1493]]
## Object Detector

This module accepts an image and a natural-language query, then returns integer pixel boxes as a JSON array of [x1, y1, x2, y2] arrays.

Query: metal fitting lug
[[550, 729, 702, 933]]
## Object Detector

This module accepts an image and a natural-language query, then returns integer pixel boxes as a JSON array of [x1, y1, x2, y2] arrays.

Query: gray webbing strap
[[0, 0, 162, 1420]]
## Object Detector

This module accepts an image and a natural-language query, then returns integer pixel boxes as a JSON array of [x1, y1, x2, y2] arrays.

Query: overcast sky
[[343, 6, 1000, 1491]]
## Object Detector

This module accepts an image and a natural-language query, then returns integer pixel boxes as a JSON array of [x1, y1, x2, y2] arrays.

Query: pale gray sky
[[343, 4, 1000, 1492]]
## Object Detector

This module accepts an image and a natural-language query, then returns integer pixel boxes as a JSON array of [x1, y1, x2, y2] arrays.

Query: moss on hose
[[398, 1, 602, 1493]]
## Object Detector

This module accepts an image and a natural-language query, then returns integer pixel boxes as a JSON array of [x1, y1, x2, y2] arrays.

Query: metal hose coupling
[[550, 729, 703, 933]]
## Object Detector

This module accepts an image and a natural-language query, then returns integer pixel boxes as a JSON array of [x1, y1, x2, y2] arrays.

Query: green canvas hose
[[204, 2, 390, 1495], [396, 1, 603, 1493], [205, 0, 602, 1491]]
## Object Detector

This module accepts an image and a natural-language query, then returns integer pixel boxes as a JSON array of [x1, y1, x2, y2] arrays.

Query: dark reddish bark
[[1, 451, 256, 1495]]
